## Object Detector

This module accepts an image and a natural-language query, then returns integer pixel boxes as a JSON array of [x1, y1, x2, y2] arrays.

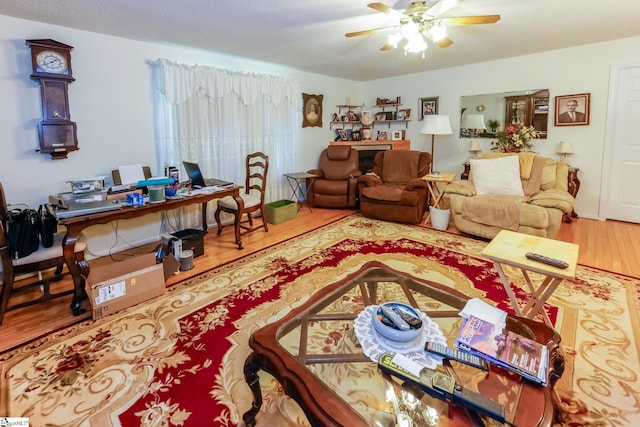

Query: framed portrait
[[391, 130, 403, 140], [377, 131, 388, 141], [419, 97, 439, 120], [336, 128, 348, 141], [375, 113, 386, 121], [554, 93, 590, 126], [351, 130, 362, 141], [302, 93, 323, 128]]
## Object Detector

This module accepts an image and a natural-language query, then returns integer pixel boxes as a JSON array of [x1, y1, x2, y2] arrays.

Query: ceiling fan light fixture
[[404, 33, 428, 55], [429, 23, 447, 42], [387, 32, 403, 48]]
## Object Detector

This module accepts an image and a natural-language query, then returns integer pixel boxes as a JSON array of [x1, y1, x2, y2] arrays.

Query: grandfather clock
[[26, 39, 78, 159]]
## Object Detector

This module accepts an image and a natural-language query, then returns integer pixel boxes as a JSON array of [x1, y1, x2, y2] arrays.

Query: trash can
[[171, 228, 205, 257], [429, 206, 450, 231]]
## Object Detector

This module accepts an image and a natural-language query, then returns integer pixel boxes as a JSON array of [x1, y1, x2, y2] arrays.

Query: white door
[[602, 64, 640, 223]]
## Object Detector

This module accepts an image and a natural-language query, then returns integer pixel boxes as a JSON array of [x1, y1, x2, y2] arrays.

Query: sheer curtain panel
[[152, 59, 301, 227]]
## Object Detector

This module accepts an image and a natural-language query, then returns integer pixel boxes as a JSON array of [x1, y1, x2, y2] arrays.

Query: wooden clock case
[[26, 39, 78, 159]]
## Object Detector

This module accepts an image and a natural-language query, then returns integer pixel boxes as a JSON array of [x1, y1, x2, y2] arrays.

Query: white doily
[[354, 305, 448, 369]]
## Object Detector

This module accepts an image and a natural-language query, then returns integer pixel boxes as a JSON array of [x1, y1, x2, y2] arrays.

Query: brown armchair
[[357, 150, 432, 223], [307, 146, 362, 208]]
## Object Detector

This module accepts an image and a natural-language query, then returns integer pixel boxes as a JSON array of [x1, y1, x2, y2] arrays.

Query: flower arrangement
[[491, 124, 538, 153]]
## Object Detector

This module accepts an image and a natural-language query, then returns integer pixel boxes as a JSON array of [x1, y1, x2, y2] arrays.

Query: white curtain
[[152, 59, 301, 227]]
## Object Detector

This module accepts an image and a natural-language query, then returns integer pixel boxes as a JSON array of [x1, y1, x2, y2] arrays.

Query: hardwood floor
[[1, 209, 638, 353]]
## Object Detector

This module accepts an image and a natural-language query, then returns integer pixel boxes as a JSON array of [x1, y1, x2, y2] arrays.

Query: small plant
[[486, 119, 500, 132]]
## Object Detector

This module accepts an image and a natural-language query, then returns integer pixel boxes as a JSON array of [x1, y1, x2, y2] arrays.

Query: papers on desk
[[118, 164, 145, 186]]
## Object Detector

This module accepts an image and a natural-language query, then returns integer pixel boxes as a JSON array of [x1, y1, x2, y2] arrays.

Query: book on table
[[455, 315, 549, 386]]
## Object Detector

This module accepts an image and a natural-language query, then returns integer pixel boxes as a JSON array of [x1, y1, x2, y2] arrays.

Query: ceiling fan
[[346, 1, 500, 56]]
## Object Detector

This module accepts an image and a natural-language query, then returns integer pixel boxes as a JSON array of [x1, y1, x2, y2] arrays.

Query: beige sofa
[[444, 153, 575, 240]]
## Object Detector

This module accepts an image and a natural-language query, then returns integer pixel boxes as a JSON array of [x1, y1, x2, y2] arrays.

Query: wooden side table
[[481, 230, 579, 327], [421, 172, 456, 225]]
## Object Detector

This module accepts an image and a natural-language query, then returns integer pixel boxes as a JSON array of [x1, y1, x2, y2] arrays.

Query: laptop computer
[[182, 161, 233, 188], [56, 199, 122, 219]]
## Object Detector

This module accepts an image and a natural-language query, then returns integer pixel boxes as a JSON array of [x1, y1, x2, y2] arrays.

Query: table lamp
[[461, 114, 486, 138], [469, 140, 481, 159], [420, 115, 453, 173], [556, 140, 575, 162]]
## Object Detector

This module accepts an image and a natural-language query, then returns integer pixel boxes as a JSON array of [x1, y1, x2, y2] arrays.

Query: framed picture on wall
[[554, 93, 590, 126], [419, 97, 439, 120], [302, 93, 323, 128]]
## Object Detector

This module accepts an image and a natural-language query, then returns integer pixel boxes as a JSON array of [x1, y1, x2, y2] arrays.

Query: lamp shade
[[461, 114, 486, 130], [420, 115, 453, 135], [556, 140, 575, 155], [469, 140, 481, 152]]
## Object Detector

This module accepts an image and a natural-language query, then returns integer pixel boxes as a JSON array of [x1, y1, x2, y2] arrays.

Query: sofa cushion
[[480, 152, 537, 179], [470, 155, 524, 196]]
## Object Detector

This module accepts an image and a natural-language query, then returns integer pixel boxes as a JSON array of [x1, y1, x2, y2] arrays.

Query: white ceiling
[[2, 0, 640, 81]]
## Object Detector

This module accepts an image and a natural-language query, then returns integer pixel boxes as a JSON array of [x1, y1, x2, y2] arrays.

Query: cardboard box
[[265, 200, 297, 224], [86, 252, 165, 320]]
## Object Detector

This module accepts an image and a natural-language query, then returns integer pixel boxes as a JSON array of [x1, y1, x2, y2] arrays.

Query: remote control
[[393, 307, 423, 329], [525, 252, 569, 269], [379, 305, 410, 330], [425, 342, 489, 371]]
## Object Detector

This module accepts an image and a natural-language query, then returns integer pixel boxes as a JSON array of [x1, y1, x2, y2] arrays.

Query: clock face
[[36, 50, 68, 74]]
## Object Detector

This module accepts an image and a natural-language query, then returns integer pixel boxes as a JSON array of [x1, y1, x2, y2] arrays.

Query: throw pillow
[[470, 155, 525, 196]]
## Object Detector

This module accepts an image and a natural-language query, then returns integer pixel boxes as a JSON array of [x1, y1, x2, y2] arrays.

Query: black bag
[[39, 204, 58, 248], [5, 208, 41, 259]]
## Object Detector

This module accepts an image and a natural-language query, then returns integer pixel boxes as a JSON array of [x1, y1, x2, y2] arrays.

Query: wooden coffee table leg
[[242, 352, 263, 427]]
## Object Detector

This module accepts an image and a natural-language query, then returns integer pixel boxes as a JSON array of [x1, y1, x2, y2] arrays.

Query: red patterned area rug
[[1, 215, 639, 426]]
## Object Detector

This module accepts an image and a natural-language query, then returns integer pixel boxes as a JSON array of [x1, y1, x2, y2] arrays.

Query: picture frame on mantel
[[302, 93, 323, 128], [554, 93, 590, 126], [419, 97, 439, 120]]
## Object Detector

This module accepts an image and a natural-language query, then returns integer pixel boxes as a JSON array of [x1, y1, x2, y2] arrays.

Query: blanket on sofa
[[459, 155, 546, 230], [460, 194, 524, 231]]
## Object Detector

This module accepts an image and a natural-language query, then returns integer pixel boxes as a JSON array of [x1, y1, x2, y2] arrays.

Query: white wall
[[363, 36, 640, 220], [2, 13, 639, 252], [0, 15, 362, 255], [0, 15, 361, 207]]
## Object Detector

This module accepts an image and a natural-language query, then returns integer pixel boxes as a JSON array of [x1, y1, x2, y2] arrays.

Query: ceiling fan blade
[[440, 15, 501, 26], [426, 0, 463, 18], [368, 2, 408, 18], [345, 25, 399, 38], [436, 37, 453, 48]]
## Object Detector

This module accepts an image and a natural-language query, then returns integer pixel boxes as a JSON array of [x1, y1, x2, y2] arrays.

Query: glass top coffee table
[[243, 261, 563, 427]]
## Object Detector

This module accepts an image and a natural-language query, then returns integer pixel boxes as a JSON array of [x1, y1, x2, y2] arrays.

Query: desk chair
[[0, 183, 87, 324], [214, 152, 269, 250]]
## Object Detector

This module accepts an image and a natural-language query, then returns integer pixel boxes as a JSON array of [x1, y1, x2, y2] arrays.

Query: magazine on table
[[455, 315, 549, 386]]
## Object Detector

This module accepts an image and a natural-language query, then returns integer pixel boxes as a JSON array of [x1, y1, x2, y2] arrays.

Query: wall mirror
[[460, 89, 549, 139]]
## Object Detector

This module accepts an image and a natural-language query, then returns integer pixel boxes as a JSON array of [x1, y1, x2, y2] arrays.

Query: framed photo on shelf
[[336, 128, 348, 141], [554, 93, 590, 126], [375, 113, 386, 121], [302, 93, 323, 128], [419, 97, 439, 120], [351, 130, 362, 141], [391, 130, 403, 140], [377, 131, 388, 141]]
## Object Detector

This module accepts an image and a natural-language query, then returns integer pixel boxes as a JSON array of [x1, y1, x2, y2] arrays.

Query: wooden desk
[[58, 186, 241, 316], [481, 230, 579, 327]]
